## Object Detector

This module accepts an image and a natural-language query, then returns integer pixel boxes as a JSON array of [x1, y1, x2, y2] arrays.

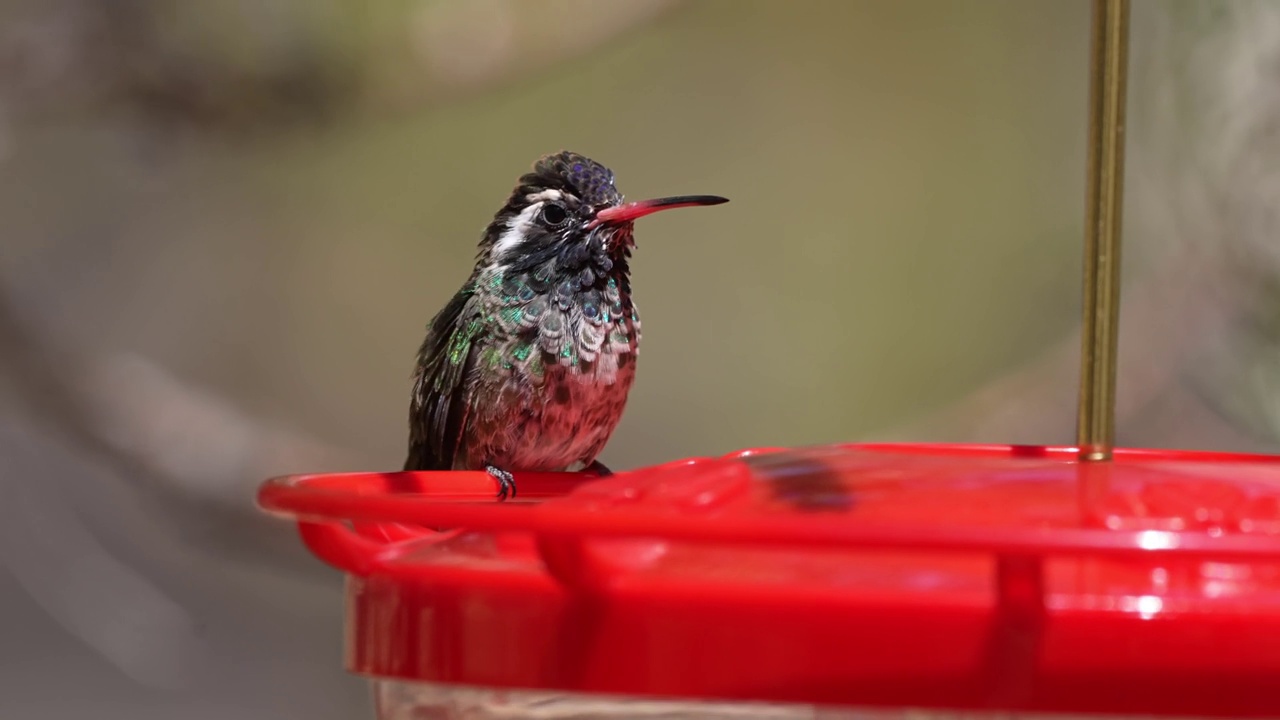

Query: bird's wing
[[405, 287, 484, 471]]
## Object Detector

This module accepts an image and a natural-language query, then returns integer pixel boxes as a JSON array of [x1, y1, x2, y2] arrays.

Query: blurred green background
[[4, 0, 1088, 469], [4, 1, 1279, 718]]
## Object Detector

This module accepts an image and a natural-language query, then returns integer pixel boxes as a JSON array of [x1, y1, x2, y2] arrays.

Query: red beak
[[590, 195, 728, 227]]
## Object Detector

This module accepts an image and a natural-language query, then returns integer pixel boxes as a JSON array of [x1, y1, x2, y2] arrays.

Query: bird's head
[[477, 151, 727, 276]]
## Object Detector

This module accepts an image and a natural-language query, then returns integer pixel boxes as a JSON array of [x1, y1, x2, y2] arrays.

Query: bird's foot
[[585, 460, 614, 477], [485, 465, 516, 501]]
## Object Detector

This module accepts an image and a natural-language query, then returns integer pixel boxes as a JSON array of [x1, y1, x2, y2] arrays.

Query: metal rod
[[1077, 0, 1130, 462]]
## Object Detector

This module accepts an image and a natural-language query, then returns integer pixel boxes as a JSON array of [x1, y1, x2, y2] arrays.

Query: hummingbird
[[404, 151, 728, 500]]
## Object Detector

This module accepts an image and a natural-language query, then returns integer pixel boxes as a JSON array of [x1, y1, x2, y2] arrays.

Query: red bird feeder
[[258, 3, 1280, 718]]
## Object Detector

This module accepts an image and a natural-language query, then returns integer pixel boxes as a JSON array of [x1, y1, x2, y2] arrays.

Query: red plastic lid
[[258, 442, 1280, 717]]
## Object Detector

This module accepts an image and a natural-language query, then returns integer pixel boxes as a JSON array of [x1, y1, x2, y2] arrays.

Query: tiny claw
[[585, 460, 614, 477], [486, 465, 516, 501]]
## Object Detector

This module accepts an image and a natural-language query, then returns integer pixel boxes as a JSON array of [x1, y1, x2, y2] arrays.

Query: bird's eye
[[539, 203, 568, 227]]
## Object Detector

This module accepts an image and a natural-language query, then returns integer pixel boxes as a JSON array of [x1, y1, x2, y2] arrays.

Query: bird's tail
[[403, 441, 446, 471]]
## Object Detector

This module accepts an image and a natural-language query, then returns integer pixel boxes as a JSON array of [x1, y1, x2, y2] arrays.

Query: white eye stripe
[[492, 190, 580, 260], [492, 201, 544, 258], [526, 189, 563, 203]]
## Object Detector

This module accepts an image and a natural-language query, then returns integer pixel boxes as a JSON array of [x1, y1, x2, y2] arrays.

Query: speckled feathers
[[406, 151, 640, 475], [405, 152, 723, 483]]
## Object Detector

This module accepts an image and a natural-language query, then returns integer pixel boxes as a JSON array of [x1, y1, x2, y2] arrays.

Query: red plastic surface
[[259, 443, 1280, 716]]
